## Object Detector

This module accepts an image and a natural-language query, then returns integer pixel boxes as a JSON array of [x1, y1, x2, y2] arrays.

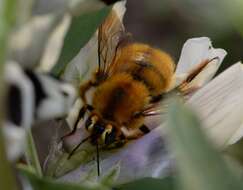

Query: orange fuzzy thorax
[[92, 73, 149, 129]]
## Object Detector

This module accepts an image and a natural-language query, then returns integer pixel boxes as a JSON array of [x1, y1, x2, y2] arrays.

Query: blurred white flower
[[3, 61, 76, 161], [3, 123, 26, 161], [9, 14, 64, 68]]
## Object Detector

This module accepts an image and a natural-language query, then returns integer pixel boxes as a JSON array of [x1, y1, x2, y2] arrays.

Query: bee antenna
[[96, 141, 100, 176], [68, 136, 91, 159]]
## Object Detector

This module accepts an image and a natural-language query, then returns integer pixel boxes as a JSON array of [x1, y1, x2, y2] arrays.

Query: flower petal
[[9, 14, 63, 68], [59, 128, 172, 184], [3, 123, 26, 161], [187, 62, 243, 148], [62, 34, 98, 87], [38, 15, 71, 72], [175, 37, 227, 86]]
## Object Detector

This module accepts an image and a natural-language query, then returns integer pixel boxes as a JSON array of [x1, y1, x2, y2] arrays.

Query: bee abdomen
[[113, 43, 175, 97]]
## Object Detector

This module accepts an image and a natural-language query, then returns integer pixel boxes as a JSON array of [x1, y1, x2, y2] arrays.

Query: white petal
[[175, 37, 227, 86], [36, 74, 76, 120], [38, 15, 71, 72], [5, 62, 34, 129], [187, 62, 243, 148], [66, 98, 83, 129], [113, 0, 127, 20], [184, 51, 226, 90], [33, 0, 67, 15], [228, 122, 243, 145], [62, 34, 98, 87], [9, 14, 63, 69], [3, 123, 26, 161], [176, 37, 211, 74]]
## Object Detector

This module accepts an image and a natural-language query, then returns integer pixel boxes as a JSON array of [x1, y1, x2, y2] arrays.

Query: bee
[[64, 2, 175, 161]]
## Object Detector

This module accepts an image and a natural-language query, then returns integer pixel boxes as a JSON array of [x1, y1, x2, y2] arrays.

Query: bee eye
[[102, 127, 116, 145], [85, 117, 92, 131], [105, 130, 116, 145], [93, 123, 105, 135]]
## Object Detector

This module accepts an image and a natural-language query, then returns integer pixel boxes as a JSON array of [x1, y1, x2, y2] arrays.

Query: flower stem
[[26, 130, 43, 177], [0, 0, 18, 189], [0, 132, 18, 190]]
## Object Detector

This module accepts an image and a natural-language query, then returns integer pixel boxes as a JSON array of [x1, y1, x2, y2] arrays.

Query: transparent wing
[[97, 7, 127, 80], [62, 1, 127, 86], [140, 89, 182, 117]]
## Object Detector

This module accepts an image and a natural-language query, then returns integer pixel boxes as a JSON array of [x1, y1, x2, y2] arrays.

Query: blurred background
[[15, 0, 243, 73]]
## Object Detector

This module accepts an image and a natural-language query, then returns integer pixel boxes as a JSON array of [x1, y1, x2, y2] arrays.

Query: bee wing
[[141, 103, 168, 117], [141, 89, 182, 117], [62, 1, 127, 86], [97, 2, 128, 79]]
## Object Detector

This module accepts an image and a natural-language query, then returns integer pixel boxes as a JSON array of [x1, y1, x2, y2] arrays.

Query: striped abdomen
[[111, 43, 175, 97]]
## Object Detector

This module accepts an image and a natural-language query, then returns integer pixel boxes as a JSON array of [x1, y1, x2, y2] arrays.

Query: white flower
[[3, 123, 26, 161], [59, 35, 230, 183], [55, 0, 243, 184], [9, 14, 64, 69], [187, 62, 243, 148], [3, 61, 76, 161], [174, 37, 227, 94]]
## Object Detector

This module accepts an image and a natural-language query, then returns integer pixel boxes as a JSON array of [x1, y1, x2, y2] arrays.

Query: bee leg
[[61, 79, 95, 141], [150, 94, 164, 103], [139, 124, 150, 134], [179, 84, 200, 96], [80, 80, 94, 104], [61, 105, 93, 140], [120, 124, 150, 140], [104, 134, 127, 149], [120, 127, 143, 139]]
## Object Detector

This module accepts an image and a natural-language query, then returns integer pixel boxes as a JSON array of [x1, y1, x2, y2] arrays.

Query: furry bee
[[65, 2, 175, 157]]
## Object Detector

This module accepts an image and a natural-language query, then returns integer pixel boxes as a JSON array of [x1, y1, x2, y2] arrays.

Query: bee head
[[85, 115, 116, 145]]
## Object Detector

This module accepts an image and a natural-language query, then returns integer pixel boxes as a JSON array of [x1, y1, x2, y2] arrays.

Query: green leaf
[[0, 0, 16, 66], [167, 100, 243, 190], [45, 148, 95, 178], [223, 0, 243, 37], [0, 0, 18, 190], [100, 163, 120, 186], [26, 130, 43, 177], [51, 6, 112, 77], [19, 165, 109, 190], [226, 138, 243, 165], [115, 177, 174, 190]]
